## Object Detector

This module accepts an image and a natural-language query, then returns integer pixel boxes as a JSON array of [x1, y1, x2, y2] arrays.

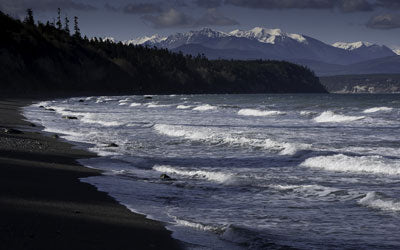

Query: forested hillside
[[0, 10, 327, 95]]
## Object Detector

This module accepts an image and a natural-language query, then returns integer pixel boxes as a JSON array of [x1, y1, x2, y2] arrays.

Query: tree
[[56, 8, 62, 29], [24, 8, 34, 25], [73, 16, 81, 38], [64, 16, 70, 33]]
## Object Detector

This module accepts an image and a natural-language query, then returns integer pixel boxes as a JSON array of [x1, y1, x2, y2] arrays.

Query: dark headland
[[0, 9, 327, 250]]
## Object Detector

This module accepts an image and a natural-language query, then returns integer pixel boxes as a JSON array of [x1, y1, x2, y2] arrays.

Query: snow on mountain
[[332, 41, 374, 50], [393, 48, 400, 55], [229, 27, 307, 44], [101, 37, 115, 43], [123, 34, 167, 45]]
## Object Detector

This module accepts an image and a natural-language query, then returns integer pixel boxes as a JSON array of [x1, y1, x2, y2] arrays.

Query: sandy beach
[[0, 99, 182, 250]]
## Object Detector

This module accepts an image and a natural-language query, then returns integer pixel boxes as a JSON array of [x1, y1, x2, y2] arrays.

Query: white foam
[[300, 111, 316, 116], [153, 124, 308, 155], [129, 102, 141, 107], [118, 102, 128, 106], [147, 104, 171, 108], [238, 108, 285, 117], [358, 192, 400, 212], [153, 165, 234, 184], [176, 105, 192, 109], [363, 107, 393, 113], [173, 218, 224, 233], [192, 104, 217, 111], [301, 154, 400, 176], [80, 114, 125, 127], [314, 111, 365, 123], [118, 98, 131, 103]]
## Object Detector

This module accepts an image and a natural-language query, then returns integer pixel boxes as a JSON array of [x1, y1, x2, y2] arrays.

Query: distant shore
[[0, 98, 182, 250]]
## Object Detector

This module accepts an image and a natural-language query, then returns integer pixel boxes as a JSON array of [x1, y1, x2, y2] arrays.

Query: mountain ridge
[[121, 27, 397, 76]]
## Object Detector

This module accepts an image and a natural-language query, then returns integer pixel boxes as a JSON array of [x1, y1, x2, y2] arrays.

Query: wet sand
[[0, 99, 182, 250]]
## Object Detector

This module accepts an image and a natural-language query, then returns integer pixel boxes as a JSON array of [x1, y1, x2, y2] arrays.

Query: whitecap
[[363, 107, 393, 113], [314, 111, 365, 123], [153, 165, 234, 184], [358, 192, 400, 212], [176, 105, 192, 109], [301, 154, 400, 176], [130, 103, 141, 107], [153, 124, 309, 155], [192, 104, 217, 111], [238, 108, 285, 117]]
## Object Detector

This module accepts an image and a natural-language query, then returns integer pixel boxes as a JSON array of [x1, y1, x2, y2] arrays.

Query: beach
[[0, 99, 182, 250]]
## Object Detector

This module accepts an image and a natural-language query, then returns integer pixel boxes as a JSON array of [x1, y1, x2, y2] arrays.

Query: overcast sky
[[1, 0, 399, 48]]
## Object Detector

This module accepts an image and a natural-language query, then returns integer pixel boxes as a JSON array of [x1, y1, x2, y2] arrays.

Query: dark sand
[[0, 99, 182, 250]]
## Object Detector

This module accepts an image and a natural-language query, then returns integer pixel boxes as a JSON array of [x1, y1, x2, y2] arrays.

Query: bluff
[[0, 12, 327, 95]]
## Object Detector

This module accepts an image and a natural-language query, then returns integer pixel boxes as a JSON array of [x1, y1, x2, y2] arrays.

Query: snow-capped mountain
[[127, 27, 398, 75], [123, 34, 167, 46], [332, 41, 373, 50], [229, 27, 307, 44], [393, 48, 400, 55]]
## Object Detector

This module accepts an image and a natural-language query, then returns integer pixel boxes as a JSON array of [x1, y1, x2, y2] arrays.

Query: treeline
[[0, 10, 327, 96]]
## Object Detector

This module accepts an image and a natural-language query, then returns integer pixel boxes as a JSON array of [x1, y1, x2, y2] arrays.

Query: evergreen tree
[[24, 8, 34, 25], [73, 16, 81, 38], [64, 16, 69, 33], [56, 8, 62, 30]]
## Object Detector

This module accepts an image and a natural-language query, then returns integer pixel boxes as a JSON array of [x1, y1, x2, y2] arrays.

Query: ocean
[[24, 94, 400, 249]]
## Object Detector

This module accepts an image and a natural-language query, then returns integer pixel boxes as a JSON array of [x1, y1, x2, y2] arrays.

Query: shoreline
[[0, 98, 182, 249]]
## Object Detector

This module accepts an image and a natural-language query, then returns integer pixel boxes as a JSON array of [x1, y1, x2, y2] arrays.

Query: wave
[[192, 104, 217, 111], [153, 165, 235, 184], [301, 154, 400, 176], [176, 105, 192, 109], [118, 102, 128, 106], [314, 111, 365, 123], [153, 124, 309, 155], [173, 217, 225, 233], [300, 111, 316, 116], [358, 192, 400, 212], [129, 102, 141, 107], [237, 108, 285, 117], [147, 103, 171, 108], [80, 116, 125, 127], [363, 107, 393, 113]]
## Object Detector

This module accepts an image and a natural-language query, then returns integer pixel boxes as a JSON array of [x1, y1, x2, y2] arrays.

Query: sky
[[0, 0, 399, 49]]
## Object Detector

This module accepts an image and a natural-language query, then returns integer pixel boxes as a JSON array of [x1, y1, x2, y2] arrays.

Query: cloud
[[196, 8, 238, 26], [194, 0, 223, 8], [376, 0, 400, 9], [142, 8, 192, 28], [224, 0, 336, 10], [367, 13, 400, 29], [0, 0, 96, 16], [339, 0, 374, 12], [141, 8, 238, 28], [225, 0, 378, 12], [123, 3, 162, 14]]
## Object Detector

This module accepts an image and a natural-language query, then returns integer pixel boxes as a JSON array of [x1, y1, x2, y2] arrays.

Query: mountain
[[133, 27, 398, 76], [0, 11, 326, 95], [332, 41, 395, 62]]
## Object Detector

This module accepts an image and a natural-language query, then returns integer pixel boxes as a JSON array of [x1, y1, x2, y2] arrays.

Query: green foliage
[[0, 10, 327, 95]]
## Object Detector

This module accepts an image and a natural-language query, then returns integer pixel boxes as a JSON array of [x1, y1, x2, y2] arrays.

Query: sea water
[[24, 94, 400, 249]]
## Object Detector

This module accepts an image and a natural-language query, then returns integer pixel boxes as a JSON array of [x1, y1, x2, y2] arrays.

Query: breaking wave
[[153, 165, 234, 184], [238, 108, 285, 117], [176, 105, 192, 109], [363, 107, 393, 113], [192, 104, 217, 111], [358, 192, 400, 212], [301, 154, 400, 176], [314, 111, 365, 123], [153, 124, 309, 155]]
